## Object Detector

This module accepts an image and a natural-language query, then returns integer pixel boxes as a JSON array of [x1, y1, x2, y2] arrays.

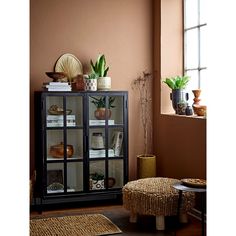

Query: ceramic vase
[[170, 89, 189, 114], [94, 108, 112, 120], [192, 89, 201, 114], [97, 77, 111, 91], [84, 78, 97, 91]]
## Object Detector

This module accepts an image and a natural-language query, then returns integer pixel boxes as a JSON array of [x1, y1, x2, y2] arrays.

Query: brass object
[[49, 142, 74, 158]]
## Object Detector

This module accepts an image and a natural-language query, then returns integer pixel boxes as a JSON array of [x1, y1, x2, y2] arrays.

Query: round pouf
[[122, 177, 195, 230]]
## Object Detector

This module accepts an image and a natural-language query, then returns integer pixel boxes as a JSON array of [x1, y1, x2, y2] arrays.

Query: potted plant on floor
[[131, 71, 156, 178], [91, 96, 115, 120], [90, 54, 111, 90], [163, 75, 190, 114]]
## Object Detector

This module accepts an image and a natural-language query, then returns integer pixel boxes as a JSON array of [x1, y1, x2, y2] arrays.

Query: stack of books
[[89, 120, 115, 126], [89, 149, 115, 158], [47, 115, 76, 127], [43, 82, 72, 91]]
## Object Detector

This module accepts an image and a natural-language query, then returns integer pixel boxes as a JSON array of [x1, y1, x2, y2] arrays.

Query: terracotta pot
[[94, 108, 111, 120], [73, 75, 85, 91], [49, 142, 74, 158]]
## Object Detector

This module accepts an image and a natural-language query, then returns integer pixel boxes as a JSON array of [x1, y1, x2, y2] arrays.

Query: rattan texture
[[122, 177, 195, 216], [30, 213, 122, 236]]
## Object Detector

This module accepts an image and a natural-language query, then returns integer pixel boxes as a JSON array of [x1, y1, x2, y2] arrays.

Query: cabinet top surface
[[36, 90, 128, 95]]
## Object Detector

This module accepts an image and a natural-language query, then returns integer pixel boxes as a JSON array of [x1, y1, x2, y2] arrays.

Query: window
[[184, 0, 207, 103]]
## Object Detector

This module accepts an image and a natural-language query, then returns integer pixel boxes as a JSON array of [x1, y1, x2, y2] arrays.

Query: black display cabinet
[[34, 91, 128, 208]]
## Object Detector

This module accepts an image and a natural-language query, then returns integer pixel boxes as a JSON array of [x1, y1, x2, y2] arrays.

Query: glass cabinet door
[[44, 95, 84, 194], [88, 94, 125, 191]]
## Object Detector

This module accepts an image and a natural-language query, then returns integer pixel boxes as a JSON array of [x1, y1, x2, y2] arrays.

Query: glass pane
[[108, 160, 123, 189], [200, 26, 207, 68], [186, 70, 199, 106], [185, 0, 198, 28], [110, 96, 124, 125], [186, 28, 199, 69], [200, 0, 207, 24], [46, 163, 64, 194], [89, 161, 105, 190], [89, 128, 107, 158], [46, 96, 64, 127], [200, 69, 207, 104], [67, 129, 83, 160], [47, 130, 64, 160], [89, 95, 123, 126], [66, 96, 83, 126], [109, 128, 124, 157], [67, 162, 83, 192]]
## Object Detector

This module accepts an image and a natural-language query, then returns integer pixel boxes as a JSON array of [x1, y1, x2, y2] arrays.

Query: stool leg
[[156, 215, 165, 230], [129, 211, 137, 223]]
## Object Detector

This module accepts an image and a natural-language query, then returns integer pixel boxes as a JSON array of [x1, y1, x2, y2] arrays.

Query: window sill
[[161, 113, 206, 120]]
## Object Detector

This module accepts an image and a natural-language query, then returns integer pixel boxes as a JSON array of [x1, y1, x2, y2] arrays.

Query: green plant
[[84, 72, 98, 80], [90, 172, 104, 181], [91, 96, 115, 109], [90, 54, 109, 77], [163, 75, 190, 89]]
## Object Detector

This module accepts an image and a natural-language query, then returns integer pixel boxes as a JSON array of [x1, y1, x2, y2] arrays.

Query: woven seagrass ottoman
[[122, 177, 195, 230]]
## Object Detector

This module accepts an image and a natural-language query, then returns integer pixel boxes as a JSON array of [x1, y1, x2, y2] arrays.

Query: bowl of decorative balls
[[45, 72, 68, 82], [193, 104, 207, 116]]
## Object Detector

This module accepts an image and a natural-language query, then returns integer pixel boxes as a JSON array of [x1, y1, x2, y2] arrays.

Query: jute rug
[[30, 213, 122, 236]]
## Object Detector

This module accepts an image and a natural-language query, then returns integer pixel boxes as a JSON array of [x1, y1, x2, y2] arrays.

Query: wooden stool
[[122, 177, 195, 230]]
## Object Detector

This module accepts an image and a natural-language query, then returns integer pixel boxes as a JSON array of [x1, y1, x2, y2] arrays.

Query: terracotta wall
[[153, 0, 206, 180], [30, 0, 153, 179], [30, 0, 206, 183]]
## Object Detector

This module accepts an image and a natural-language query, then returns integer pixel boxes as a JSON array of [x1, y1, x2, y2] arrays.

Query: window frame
[[183, 0, 207, 89]]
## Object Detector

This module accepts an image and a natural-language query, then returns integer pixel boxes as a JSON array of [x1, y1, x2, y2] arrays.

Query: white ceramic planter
[[84, 78, 97, 91], [97, 77, 111, 90]]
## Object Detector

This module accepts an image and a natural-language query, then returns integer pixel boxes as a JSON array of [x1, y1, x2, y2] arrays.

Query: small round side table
[[173, 182, 206, 236]]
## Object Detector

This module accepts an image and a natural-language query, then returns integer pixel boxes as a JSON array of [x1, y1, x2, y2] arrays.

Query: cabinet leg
[[156, 215, 165, 230]]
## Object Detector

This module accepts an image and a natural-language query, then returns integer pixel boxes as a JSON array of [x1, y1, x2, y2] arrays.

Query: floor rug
[[30, 213, 122, 236]]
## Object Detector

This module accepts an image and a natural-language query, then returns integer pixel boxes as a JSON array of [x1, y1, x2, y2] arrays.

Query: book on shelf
[[42, 82, 72, 91], [43, 82, 69, 86], [47, 114, 76, 126], [89, 149, 115, 158], [111, 131, 123, 156], [47, 115, 75, 120], [89, 120, 115, 126]]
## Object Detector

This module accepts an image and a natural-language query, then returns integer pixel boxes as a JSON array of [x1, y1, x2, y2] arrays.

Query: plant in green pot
[[163, 75, 190, 114], [90, 96, 115, 120], [90, 54, 111, 91]]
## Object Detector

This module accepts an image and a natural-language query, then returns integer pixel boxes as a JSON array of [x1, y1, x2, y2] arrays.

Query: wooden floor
[[30, 201, 206, 236]]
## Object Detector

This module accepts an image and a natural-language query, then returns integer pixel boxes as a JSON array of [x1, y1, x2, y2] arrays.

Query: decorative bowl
[[45, 72, 68, 82], [193, 104, 207, 116], [49, 142, 74, 158], [48, 104, 72, 115]]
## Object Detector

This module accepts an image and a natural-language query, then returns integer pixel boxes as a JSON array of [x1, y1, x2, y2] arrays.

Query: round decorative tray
[[181, 178, 206, 188], [48, 105, 72, 115], [55, 53, 83, 81]]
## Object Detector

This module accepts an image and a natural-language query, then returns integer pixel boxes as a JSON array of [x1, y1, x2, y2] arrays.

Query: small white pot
[[84, 78, 97, 91], [97, 77, 111, 91]]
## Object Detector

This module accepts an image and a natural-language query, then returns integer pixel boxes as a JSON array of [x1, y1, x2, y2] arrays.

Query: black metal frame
[[34, 91, 128, 209]]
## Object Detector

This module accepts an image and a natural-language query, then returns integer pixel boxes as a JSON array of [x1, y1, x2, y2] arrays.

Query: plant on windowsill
[[90, 54, 111, 90], [162, 75, 191, 114], [131, 71, 156, 178], [91, 96, 115, 120]]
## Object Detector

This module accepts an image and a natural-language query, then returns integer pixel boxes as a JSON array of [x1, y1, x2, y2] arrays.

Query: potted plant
[[84, 72, 98, 91], [162, 75, 190, 114], [91, 96, 115, 120], [90, 54, 111, 90], [131, 71, 156, 178]]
